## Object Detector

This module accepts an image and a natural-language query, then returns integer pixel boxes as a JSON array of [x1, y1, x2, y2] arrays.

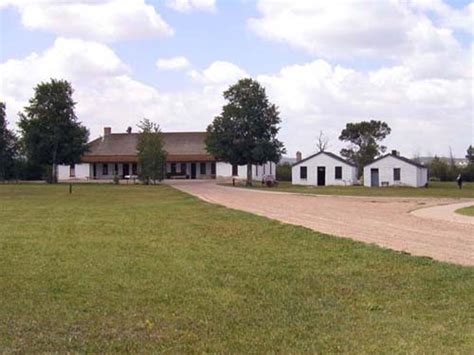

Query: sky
[[0, 0, 473, 159]]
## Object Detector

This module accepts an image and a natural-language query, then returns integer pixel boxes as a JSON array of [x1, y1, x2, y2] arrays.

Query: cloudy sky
[[0, 0, 472, 159]]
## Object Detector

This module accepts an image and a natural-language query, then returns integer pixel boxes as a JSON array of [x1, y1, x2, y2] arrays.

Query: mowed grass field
[[236, 181, 474, 198], [1, 184, 473, 353], [456, 205, 474, 216]]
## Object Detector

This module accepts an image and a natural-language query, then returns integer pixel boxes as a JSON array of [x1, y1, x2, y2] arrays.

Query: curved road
[[167, 180, 474, 266]]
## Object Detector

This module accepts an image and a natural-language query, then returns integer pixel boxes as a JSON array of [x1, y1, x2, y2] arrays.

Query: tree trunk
[[246, 163, 252, 186], [51, 163, 57, 184]]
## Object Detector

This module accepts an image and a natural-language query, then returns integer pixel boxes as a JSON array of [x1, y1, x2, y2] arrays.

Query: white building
[[363, 152, 428, 188], [58, 127, 275, 182], [291, 151, 357, 186]]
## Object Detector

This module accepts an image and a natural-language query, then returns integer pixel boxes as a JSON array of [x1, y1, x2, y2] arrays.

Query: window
[[200, 162, 206, 175], [300, 166, 307, 179], [114, 163, 118, 175], [69, 164, 75, 177], [256, 165, 259, 176], [232, 164, 238, 176], [335, 166, 342, 180], [132, 163, 137, 175], [171, 163, 176, 174], [181, 163, 187, 174], [102, 163, 108, 175], [394, 168, 401, 181], [211, 162, 216, 175]]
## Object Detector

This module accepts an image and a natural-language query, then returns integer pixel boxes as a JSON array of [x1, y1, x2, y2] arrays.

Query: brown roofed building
[[58, 127, 276, 181]]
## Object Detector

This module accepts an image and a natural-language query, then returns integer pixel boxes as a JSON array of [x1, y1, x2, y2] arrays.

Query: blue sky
[[0, 0, 472, 157]]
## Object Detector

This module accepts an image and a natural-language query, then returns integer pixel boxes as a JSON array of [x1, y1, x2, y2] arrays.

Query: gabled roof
[[364, 153, 427, 169], [83, 132, 215, 162], [292, 151, 356, 167]]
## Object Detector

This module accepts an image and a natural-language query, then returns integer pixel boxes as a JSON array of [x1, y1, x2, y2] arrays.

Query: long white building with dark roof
[[58, 127, 275, 181]]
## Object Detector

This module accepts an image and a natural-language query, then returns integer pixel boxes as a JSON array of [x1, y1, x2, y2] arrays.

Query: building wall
[[363, 155, 428, 187], [291, 153, 357, 186], [58, 163, 91, 180], [165, 162, 215, 179], [216, 162, 275, 181]]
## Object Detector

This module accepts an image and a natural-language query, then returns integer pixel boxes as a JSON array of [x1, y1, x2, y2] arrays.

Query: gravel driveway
[[168, 180, 474, 266]]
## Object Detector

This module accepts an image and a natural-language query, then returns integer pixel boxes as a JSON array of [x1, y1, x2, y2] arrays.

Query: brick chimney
[[391, 150, 398, 156], [296, 151, 302, 162], [104, 127, 112, 136]]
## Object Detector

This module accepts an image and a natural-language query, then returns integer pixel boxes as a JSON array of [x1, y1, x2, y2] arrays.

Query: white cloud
[[156, 56, 191, 71], [0, 37, 471, 159], [166, 0, 216, 13], [2, 0, 173, 42], [248, 0, 472, 59], [256, 58, 472, 158], [0, 38, 225, 138], [188, 61, 248, 85]]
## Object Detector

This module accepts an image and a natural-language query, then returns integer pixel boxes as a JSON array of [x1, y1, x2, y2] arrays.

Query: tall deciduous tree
[[137, 118, 167, 184], [206, 78, 285, 185], [18, 79, 89, 183], [0, 102, 19, 181], [339, 120, 391, 177]]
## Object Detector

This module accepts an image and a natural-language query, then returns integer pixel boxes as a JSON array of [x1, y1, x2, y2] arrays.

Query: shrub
[[276, 162, 292, 181]]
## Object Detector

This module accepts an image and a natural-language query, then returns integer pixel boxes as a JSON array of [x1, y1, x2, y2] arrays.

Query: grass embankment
[[1, 184, 473, 352], [455, 205, 474, 216], [234, 181, 474, 198]]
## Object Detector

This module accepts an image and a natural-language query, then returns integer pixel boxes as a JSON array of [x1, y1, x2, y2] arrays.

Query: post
[[69, 183, 72, 194]]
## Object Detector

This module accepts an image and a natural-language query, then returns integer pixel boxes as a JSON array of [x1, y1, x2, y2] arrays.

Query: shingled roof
[[82, 132, 215, 163]]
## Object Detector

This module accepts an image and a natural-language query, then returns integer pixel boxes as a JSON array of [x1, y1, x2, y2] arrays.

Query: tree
[[0, 102, 19, 181], [18, 79, 89, 183], [206, 78, 285, 185], [276, 162, 292, 181], [429, 156, 450, 181], [137, 118, 167, 184], [339, 120, 391, 176], [466, 145, 474, 163], [316, 130, 329, 152]]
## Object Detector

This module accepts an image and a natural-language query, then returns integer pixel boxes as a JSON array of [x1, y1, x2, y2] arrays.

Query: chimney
[[104, 127, 111, 136], [391, 150, 398, 156], [296, 151, 302, 162]]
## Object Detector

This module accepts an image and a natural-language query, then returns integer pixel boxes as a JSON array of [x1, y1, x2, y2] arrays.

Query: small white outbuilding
[[292, 151, 358, 186], [363, 152, 428, 188]]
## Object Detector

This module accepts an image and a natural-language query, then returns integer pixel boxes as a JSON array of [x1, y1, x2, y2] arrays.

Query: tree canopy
[[18, 79, 89, 182], [339, 120, 391, 176], [0, 102, 19, 181], [137, 118, 167, 184], [206, 78, 285, 185]]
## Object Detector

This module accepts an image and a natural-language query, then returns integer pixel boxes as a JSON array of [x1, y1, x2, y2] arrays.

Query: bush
[[276, 162, 292, 181]]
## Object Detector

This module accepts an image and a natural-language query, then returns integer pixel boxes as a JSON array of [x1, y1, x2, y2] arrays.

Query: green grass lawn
[[233, 181, 474, 198], [456, 205, 474, 216], [1, 184, 473, 353]]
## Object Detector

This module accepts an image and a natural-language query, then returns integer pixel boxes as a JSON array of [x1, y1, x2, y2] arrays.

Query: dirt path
[[412, 201, 474, 225], [167, 180, 474, 266]]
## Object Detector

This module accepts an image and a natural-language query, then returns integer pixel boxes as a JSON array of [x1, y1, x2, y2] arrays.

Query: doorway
[[317, 166, 326, 186], [122, 163, 129, 177], [371, 168, 379, 187], [191, 163, 197, 179]]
